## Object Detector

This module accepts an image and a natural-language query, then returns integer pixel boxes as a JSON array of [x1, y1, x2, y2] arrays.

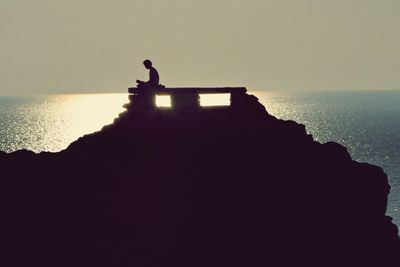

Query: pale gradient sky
[[1, 0, 399, 95]]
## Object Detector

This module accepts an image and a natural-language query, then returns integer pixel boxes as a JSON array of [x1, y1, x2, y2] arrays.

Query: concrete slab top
[[128, 87, 247, 95]]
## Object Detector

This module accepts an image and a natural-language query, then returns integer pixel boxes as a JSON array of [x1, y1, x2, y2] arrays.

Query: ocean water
[[0, 91, 399, 228]]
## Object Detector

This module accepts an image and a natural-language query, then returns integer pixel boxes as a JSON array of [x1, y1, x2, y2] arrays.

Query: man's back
[[149, 67, 160, 86], [136, 59, 160, 88]]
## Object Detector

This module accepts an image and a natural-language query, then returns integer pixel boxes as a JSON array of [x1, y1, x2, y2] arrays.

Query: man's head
[[143, 59, 153, 69]]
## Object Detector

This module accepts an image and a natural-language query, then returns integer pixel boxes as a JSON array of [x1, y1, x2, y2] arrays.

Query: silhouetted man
[[136, 59, 160, 88]]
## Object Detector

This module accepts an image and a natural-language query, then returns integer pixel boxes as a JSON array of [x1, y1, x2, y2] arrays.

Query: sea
[[0, 90, 399, 228]]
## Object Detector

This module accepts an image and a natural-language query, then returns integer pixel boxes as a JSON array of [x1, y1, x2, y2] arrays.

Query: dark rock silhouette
[[0, 90, 399, 266]]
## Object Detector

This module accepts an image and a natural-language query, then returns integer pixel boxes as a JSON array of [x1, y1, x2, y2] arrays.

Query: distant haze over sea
[[0, 90, 399, 229]]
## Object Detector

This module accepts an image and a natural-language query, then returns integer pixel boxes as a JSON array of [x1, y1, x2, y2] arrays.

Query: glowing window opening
[[156, 95, 172, 107], [199, 94, 230, 107], [155, 93, 231, 107]]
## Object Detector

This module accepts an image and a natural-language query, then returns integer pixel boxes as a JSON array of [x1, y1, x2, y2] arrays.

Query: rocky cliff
[[0, 93, 399, 266]]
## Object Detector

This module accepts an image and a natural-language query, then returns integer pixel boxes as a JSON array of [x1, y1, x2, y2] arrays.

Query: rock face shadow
[[0, 88, 399, 266]]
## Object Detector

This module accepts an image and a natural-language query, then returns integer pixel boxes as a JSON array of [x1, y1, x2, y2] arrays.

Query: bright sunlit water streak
[[0, 94, 127, 153]]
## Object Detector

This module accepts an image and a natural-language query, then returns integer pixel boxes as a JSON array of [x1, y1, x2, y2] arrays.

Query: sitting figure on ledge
[[136, 59, 160, 89]]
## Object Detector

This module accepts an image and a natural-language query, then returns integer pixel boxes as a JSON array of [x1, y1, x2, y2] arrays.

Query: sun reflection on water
[[0, 94, 127, 153], [0, 93, 241, 153]]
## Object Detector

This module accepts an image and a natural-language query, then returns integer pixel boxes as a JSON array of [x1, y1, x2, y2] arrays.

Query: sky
[[1, 0, 399, 95]]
